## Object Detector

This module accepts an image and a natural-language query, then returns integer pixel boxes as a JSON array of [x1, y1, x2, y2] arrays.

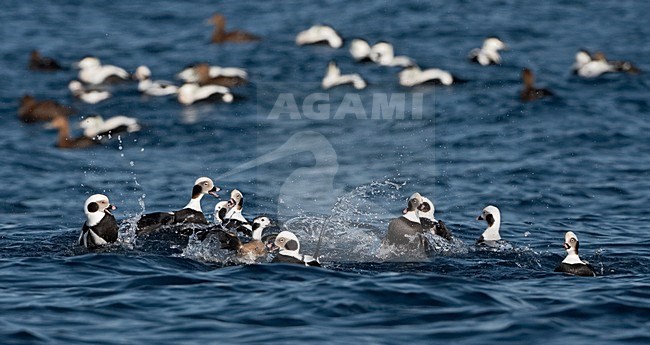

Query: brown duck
[[520, 68, 553, 102], [209, 13, 260, 43], [48, 115, 98, 149], [28, 50, 63, 71], [194, 63, 247, 87], [18, 95, 74, 123]]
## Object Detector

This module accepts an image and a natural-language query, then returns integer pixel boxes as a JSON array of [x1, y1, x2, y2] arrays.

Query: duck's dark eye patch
[[87, 202, 99, 213], [285, 240, 298, 251]]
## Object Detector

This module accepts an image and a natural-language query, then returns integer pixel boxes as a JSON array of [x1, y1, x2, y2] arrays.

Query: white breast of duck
[[68, 80, 111, 104]]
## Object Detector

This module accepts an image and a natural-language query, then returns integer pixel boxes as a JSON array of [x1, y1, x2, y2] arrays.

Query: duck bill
[[563, 243, 570, 250], [477, 215, 484, 221], [105, 204, 117, 215], [208, 186, 220, 198]]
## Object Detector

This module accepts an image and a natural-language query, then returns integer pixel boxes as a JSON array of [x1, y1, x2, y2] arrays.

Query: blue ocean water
[[1, 0, 650, 343]]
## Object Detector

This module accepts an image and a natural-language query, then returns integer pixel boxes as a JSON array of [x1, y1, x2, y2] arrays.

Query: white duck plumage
[[477, 205, 501, 241], [321, 61, 366, 90], [79, 115, 140, 138], [177, 65, 248, 83], [399, 66, 454, 86], [75, 56, 130, 85], [177, 83, 233, 105], [572, 50, 615, 78], [68, 80, 111, 104], [469, 37, 508, 66], [134, 65, 178, 96], [370, 42, 415, 67], [349, 39, 372, 61], [295, 25, 343, 49]]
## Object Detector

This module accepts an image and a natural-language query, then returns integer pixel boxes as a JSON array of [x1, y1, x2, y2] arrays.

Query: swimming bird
[[554, 231, 597, 277], [68, 80, 111, 104], [295, 25, 343, 49], [133, 65, 178, 96], [321, 61, 367, 90], [418, 196, 453, 241], [208, 13, 260, 43], [48, 115, 99, 149], [398, 65, 455, 86], [572, 50, 613, 78], [380, 192, 430, 259], [370, 42, 415, 67], [136, 177, 220, 234], [223, 189, 252, 236], [28, 50, 62, 71], [177, 83, 233, 105], [78, 115, 140, 139], [476, 205, 502, 244], [213, 200, 230, 225], [75, 56, 130, 85], [237, 216, 275, 261], [18, 95, 74, 123], [519, 68, 554, 102], [177, 64, 248, 84], [79, 194, 118, 248], [572, 50, 640, 78], [349, 38, 373, 62], [270, 231, 321, 266], [468, 37, 508, 66], [192, 63, 247, 88]]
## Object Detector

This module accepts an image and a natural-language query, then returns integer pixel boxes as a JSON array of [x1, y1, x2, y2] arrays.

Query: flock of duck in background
[[19, 14, 641, 276]]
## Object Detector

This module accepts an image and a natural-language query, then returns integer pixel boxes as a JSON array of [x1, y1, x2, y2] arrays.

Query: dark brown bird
[[194, 63, 247, 87], [520, 68, 553, 102], [18, 95, 74, 123], [48, 115, 98, 149], [28, 50, 62, 71], [209, 13, 260, 43]]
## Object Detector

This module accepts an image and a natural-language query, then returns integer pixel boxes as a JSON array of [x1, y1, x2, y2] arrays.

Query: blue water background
[[1, 0, 650, 343]]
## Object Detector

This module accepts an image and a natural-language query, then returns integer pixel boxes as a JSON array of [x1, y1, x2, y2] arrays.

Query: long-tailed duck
[[209, 13, 260, 43], [370, 42, 415, 67], [18, 95, 74, 123], [78, 115, 140, 139], [75, 56, 130, 85], [520, 68, 553, 102], [270, 231, 320, 266], [468, 37, 507, 66], [554, 231, 597, 277], [321, 61, 366, 90], [418, 196, 453, 241], [379, 192, 430, 259], [398, 65, 456, 86], [223, 189, 252, 236], [177, 64, 248, 84], [349, 39, 373, 62], [177, 83, 233, 105], [572, 50, 639, 78], [79, 194, 118, 248], [213, 200, 231, 225], [133, 65, 178, 96], [296, 25, 343, 49], [136, 177, 219, 234], [68, 80, 111, 104], [191, 63, 247, 88], [28, 50, 62, 71], [476, 205, 502, 245]]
